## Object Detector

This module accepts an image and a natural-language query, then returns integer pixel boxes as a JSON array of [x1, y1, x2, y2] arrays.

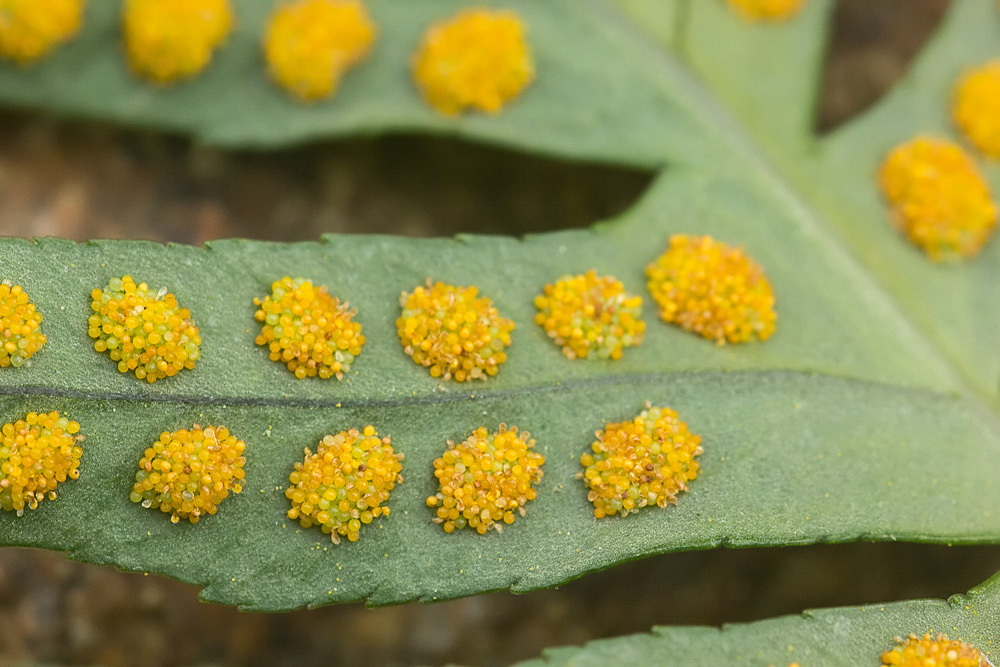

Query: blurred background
[[3, 1, 998, 665]]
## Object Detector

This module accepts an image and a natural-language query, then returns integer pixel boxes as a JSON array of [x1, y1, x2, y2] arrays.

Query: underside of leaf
[[0, 0, 997, 622]]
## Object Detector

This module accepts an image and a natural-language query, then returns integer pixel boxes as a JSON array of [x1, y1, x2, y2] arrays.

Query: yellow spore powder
[[264, 0, 376, 102], [88, 275, 201, 383], [412, 8, 534, 116], [727, 0, 804, 22], [579, 403, 702, 519], [881, 633, 990, 667], [130, 425, 246, 524], [0, 281, 46, 368], [286, 425, 403, 544], [954, 60, 1000, 158], [534, 270, 645, 361], [879, 136, 998, 260], [397, 280, 514, 382], [254, 276, 365, 380], [645, 235, 776, 345], [122, 0, 233, 84], [0, 411, 82, 515], [426, 424, 544, 534], [0, 0, 84, 65]]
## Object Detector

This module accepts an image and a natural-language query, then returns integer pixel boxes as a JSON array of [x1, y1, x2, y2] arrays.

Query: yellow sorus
[[130, 425, 246, 524], [534, 270, 645, 361], [579, 403, 702, 519], [427, 424, 544, 534], [0, 411, 82, 515], [727, 0, 804, 22], [645, 235, 776, 345], [286, 426, 403, 544], [264, 0, 376, 102], [879, 137, 998, 260], [254, 276, 365, 380], [881, 633, 990, 667], [954, 60, 1000, 158], [412, 8, 534, 116], [88, 275, 201, 383], [397, 280, 515, 382], [0, 0, 84, 65], [0, 281, 46, 368], [122, 0, 233, 84]]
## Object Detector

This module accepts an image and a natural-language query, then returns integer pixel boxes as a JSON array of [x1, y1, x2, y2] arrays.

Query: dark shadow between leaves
[[1, 543, 996, 666], [0, 112, 655, 244], [816, 0, 951, 134]]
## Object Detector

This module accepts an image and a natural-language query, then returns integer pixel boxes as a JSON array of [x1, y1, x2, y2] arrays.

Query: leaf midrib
[[601, 0, 1000, 425], [0, 368, 965, 411]]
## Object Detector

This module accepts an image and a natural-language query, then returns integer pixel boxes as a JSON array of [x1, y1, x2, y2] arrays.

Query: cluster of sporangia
[[724, 0, 1000, 261], [0, 0, 535, 114], [0, 233, 776, 535], [0, 0, 991, 657], [878, 57, 1000, 261], [88, 275, 201, 383], [253, 276, 364, 380], [129, 425, 246, 524], [1, 223, 776, 535], [881, 633, 993, 667], [0, 280, 45, 368]]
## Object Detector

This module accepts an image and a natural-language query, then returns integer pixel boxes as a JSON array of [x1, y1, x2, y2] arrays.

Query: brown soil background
[[3, 2, 998, 665]]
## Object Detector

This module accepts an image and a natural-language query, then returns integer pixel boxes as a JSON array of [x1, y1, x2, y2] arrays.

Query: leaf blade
[[675, 0, 1000, 406], [0, 0, 727, 168], [522, 573, 1000, 666], [0, 0, 998, 612], [3, 258, 999, 610]]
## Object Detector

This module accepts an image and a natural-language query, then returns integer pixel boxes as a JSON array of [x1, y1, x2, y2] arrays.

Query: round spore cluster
[[953, 60, 1000, 158], [412, 8, 534, 116], [879, 136, 997, 260], [397, 280, 514, 382], [88, 275, 201, 383], [881, 633, 989, 667], [534, 270, 644, 361], [130, 425, 246, 524], [726, 0, 804, 21], [122, 0, 234, 84], [426, 424, 544, 534], [0, 411, 82, 515], [645, 235, 776, 344], [0, 0, 84, 65], [254, 276, 365, 380], [0, 281, 46, 368], [264, 0, 376, 101], [286, 426, 403, 544], [579, 404, 702, 519]]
